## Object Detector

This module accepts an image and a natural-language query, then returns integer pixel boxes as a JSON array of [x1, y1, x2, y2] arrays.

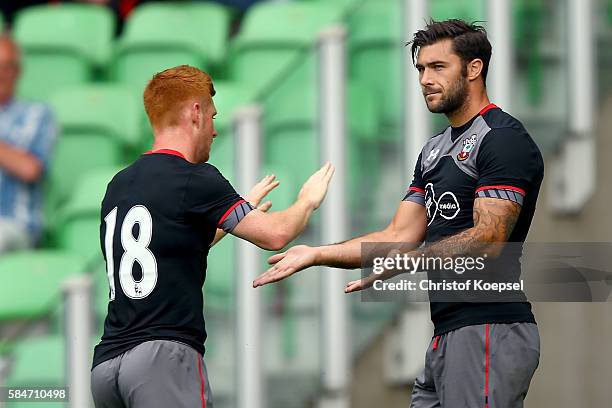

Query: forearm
[[366, 227, 490, 283], [419, 227, 492, 259], [268, 199, 316, 246], [0, 141, 42, 183], [372, 200, 520, 282], [313, 230, 392, 269]]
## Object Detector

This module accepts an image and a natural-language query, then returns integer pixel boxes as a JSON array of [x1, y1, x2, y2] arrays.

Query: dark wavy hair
[[408, 19, 492, 82]]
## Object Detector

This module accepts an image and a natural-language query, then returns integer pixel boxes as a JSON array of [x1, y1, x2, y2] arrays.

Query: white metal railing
[[63, 274, 93, 408], [403, 0, 431, 185], [318, 25, 350, 408], [234, 105, 265, 408], [550, 0, 596, 213], [487, 0, 514, 112]]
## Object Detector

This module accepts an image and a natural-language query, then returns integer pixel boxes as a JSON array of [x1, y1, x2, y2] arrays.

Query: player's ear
[[190, 101, 202, 126], [466, 58, 484, 82]]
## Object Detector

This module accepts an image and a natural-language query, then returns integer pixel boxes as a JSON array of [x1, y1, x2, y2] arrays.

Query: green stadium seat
[[348, 0, 403, 133], [263, 81, 380, 207], [93, 263, 110, 319], [82, 262, 110, 339], [262, 167, 298, 213], [205, 236, 235, 311], [112, 2, 230, 91], [5, 337, 65, 408], [5, 334, 99, 408], [513, 0, 546, 106], [230, 2, 344, 92], [429, 0, 486, 22], [0, 251, 87, 321], [13, 4, 114, 101], [49, 84, 142, 151], [182, 3, 231, 68], [5, 336, 65, 388], [45, 138, 120, 225], [349, 0, 486, 132], [46, 85, 139, 214], [55, 167, 123, 262]]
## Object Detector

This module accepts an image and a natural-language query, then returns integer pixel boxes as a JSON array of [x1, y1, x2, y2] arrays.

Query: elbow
[[267, 234, 291, 251], [477, 232, 508, 259], [20, 161, 43, 184], [483, 242, 506, 259], [386, 228, 424, 246], [261, 231, 292, 251], [266, 241, 286, 252]]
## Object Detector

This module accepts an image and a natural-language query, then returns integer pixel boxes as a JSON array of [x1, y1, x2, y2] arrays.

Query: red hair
[[143, 65, 216, 129]]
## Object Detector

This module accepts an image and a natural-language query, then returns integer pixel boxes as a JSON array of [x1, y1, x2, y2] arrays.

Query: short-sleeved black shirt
[[92, 150, 253, 369], [403, 104, 544, 336]]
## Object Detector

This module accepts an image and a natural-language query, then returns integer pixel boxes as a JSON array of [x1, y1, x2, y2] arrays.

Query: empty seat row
[[13, 3, 230, 101]]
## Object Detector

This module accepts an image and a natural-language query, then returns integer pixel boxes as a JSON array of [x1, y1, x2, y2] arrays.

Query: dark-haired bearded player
[[253, 20, 543, 408]]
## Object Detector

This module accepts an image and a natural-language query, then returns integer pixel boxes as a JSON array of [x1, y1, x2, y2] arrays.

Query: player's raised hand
[[297, 162, 335, 209], [246, 174, 280, 209], [252, 245, 317, 287]]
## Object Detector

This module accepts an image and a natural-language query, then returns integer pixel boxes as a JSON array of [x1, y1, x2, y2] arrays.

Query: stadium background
[[0, 0, 610, 407]]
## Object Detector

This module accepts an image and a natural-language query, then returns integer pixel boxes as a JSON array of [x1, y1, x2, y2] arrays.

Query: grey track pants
[[91, 340, 213, 408], [410, 323, 540, 408]]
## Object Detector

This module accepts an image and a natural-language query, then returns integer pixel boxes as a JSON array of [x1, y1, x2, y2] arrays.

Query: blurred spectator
[[0, 1, 49, 26], [0, 35, 57, 254], [2, 1, 273, 34], [0, 0, 276, 19]]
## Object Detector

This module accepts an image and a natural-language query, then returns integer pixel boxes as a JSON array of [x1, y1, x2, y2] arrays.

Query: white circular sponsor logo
[[425, 183, 461, 225]]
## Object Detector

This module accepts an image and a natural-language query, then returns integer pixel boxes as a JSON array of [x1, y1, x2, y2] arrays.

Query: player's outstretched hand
[[246, 174, 280, 211], [252, 245, 317, 288], [298, 162, 335, 209], [344, 273, 379, 294], [345, 249, 403, 293]]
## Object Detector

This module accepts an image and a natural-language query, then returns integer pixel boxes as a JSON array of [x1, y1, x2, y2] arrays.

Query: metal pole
[[568, 0, 595, 136], [233, 106, 264, 408], [318, 25, 350, 408], [399, 0, 436, 387], [550, 0, 595, 213], [404, 0, 430, 186], [487, 0, 513, 112], [64, 274, 93, 408]]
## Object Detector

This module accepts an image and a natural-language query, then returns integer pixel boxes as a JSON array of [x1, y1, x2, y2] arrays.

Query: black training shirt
[[92, 150, 253, 369], [403, 104, 544, 336]]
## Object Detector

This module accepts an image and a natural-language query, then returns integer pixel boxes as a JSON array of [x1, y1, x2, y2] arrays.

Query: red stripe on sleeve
[[217, 199, 246, 227], [197, 356, 206, 408], [475, 185, 526, 196], [409, 187, 426, 194]]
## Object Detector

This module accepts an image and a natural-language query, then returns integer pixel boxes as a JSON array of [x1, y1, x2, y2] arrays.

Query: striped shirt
[[0, 99, 57, 243]]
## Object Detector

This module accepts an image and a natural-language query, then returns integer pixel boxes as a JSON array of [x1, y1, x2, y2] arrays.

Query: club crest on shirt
[[457, 134, 478, 161]]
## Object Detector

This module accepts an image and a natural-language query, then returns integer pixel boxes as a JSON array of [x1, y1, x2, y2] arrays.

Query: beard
[[424, 74, 469, 114]]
